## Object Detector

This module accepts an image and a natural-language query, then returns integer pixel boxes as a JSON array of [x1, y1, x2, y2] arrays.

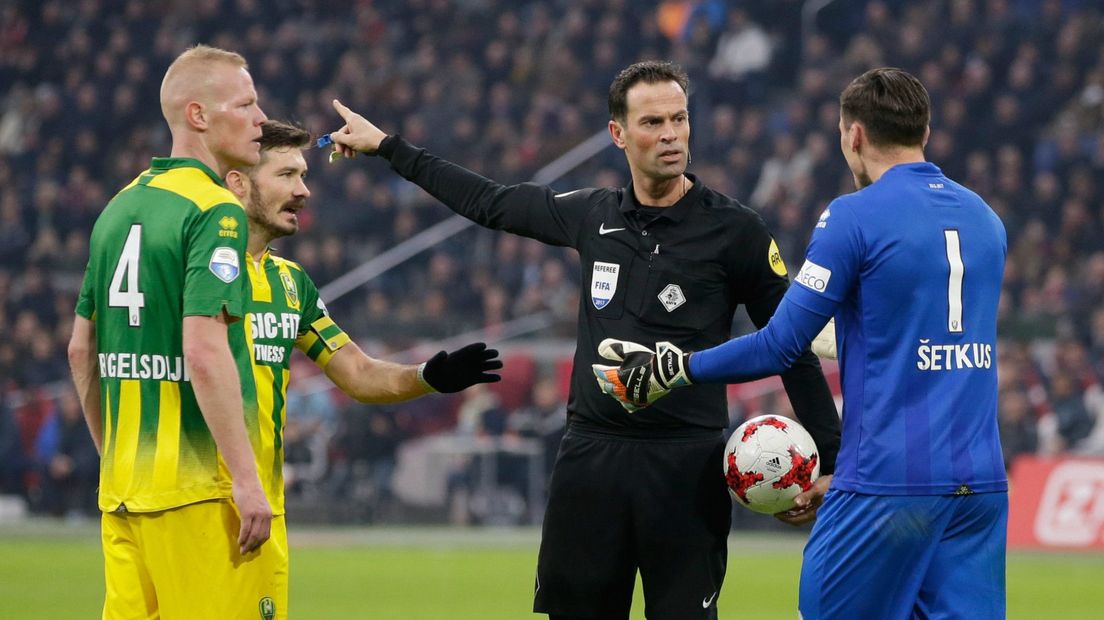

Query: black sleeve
[[735, 216, 841, 474], [378, 135, 592, 248]]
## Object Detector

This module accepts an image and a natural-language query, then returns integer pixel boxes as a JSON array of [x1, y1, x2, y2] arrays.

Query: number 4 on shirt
[[109, 224, 145, 327]]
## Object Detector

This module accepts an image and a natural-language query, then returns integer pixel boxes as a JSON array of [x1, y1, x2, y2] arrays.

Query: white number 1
[[944, 230, 964, 333], [108, 224, 145, 327]]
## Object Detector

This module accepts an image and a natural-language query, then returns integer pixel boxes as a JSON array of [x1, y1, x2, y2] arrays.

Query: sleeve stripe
[[314, 347, 337, 367], [311, 316, 337, 333], [303, 337, 327, 361], [317, 323, 344, 342], [296, 315, 349, 365]]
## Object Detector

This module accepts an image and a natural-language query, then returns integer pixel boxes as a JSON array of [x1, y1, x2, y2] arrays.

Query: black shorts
[[533, 424, 731, 619]]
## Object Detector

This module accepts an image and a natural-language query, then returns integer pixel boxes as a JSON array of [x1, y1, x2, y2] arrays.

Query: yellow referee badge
[[768, 238, 787, 277]]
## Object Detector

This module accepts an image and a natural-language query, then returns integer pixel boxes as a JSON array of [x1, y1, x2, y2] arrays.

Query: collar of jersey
[[148, 157, 227, 187], [247, 246, 274, 265], [619, 172, 702, 223], [883, 161, 942, 178]]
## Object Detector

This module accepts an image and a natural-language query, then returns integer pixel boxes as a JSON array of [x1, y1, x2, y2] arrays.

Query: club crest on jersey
[[592, 261, 619, 309], [209, 247, 240, 283], [280, 271, 300, 309], [658, 284, 686, 312], [258, 596, 275, 620]]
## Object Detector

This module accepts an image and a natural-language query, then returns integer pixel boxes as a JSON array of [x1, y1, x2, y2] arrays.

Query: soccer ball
[[724, 414, 820, 514]]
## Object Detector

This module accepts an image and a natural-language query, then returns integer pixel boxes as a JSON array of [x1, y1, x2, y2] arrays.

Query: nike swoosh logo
[[555, 189, 582, 199], [599, 223, 626, 235], [702, 591, 717, 608]]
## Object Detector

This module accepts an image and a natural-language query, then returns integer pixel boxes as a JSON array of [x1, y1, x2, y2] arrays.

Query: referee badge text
[[768, 238, 787, 277], [209, 247, 240, 283], [591, 261, 620, 309]]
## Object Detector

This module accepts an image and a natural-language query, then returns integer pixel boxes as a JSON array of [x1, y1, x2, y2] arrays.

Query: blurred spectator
[[0, 395, 27, 498], [31, 389, 97, 517], [510, 376, 567, 480], [708, 8, 772, 102], [998, 386, 1038, 469], [326, 402, 403, 520], [1046, 373, 1096, 452]]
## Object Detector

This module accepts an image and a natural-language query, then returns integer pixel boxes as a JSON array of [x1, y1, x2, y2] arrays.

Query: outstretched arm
[[690, 292, 834, 382], [322, 341, 502, 403], [325, 99, 591, 247]]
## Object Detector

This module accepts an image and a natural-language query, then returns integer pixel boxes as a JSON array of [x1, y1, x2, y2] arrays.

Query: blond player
[[68, 45, 275, 618]]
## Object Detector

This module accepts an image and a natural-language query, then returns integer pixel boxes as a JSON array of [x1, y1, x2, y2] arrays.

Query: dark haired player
[[596, 67, 1008, 619]]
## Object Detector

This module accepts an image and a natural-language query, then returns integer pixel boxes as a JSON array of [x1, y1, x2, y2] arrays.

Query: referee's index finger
[[332, 98, 353, 119]]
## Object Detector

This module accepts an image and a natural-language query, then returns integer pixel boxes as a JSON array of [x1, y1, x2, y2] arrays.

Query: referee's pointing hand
[[329, 99, 388, 158]]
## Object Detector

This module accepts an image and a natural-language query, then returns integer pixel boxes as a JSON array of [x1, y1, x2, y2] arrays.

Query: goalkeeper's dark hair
[[608, 61, 689, 123], [258, 120, 311, 155], [840, 67, 930, 148]]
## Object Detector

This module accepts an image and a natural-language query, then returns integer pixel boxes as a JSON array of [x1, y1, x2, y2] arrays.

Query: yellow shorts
[[101, 499, 288, 620]]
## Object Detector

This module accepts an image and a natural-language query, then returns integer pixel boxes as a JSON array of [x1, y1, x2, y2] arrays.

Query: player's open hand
[[232, 477, 273, 555], [420, 342, 503, 393], [592, 339, 693, 412], [328, 99, 388, 158], [774, 474, 832, 526]]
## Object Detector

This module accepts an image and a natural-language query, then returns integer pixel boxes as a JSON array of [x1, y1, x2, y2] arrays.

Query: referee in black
[[326, 61, 840, 620]]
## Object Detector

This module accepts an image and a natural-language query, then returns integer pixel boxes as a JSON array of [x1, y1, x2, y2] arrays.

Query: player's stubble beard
[[247, 178, 305, 242], [850, 155, 873, 190], [853, 169, 874, 190]]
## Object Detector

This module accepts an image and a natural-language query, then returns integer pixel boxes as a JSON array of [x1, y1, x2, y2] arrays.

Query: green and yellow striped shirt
[[231, 248, 350, 515], [76, 158, 248, 513]]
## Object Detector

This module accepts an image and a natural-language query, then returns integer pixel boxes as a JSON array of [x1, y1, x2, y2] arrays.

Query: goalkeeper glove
[[591, 338, 693, 412], [811, 318, 837, 360], [419, 342, 503, 393]]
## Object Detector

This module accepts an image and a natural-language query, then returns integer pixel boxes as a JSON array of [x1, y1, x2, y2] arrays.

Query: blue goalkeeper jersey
[[691, 162, 1007, 494]]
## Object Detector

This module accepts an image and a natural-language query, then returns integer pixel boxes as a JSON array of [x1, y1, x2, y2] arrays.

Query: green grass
[[1, 522, 1101, 619]]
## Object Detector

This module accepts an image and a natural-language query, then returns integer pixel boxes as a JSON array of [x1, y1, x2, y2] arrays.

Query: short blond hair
[[164, 44, 247, 79]]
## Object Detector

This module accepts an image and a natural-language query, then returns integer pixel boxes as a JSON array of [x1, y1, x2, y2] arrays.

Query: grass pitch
[[1, 522, 1101, 619]]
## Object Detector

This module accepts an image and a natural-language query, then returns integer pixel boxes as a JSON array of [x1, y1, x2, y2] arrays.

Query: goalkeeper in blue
[[595, 67, 1008, 620]]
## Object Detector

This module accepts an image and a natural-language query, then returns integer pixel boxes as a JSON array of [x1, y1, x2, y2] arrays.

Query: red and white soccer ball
[[724, 414, 820, 514]]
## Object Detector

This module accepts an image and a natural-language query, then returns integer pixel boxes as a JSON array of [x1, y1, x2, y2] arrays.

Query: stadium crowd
[[2, 0, 1104, 521]]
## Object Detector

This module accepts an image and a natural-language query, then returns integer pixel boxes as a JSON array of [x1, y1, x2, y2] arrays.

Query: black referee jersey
[[377, 135, 840, 472]]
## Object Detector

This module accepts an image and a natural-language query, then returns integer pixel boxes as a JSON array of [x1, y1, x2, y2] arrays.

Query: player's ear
[[921, 125, 931, 149], [609, 119, 626, 150], [849, 122, 863, 154], [185, 100, 208, 131], [225, 170, 248, 200]]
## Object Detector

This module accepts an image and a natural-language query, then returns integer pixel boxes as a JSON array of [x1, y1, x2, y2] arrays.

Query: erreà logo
[[259, 596, 276, 620], [219, 215, 239, 238]]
